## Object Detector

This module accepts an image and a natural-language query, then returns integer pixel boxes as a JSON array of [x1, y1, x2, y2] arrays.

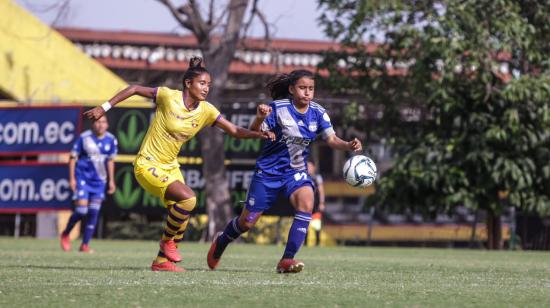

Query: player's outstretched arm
[[249, 104, 272, 131], [215, 117, 275, 140], [84, 85, 156, 121], [326, 135, 362, 152]]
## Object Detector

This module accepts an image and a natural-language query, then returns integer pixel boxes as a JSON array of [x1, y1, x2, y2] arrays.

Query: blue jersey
[[255, 99, 335, 176], [71, 130, 118, 186]]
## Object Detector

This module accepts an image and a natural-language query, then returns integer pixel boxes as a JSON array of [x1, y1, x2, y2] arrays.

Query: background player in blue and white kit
[[60, 116, 117, 253], [208, 69, 362, 273]]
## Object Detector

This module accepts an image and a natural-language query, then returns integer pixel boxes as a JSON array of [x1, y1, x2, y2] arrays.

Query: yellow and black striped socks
[[155, 197, 196, 264]]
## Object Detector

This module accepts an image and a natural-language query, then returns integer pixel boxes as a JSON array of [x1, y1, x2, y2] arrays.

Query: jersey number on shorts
[[294, 172, 307, 181], [148, 167, 159, 178]]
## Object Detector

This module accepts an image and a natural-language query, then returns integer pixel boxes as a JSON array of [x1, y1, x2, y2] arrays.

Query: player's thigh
[[88, 185, 106, 202], [285, 173, 315, 212], [165, 179, 195, 202], [244, 173, 282, 213], [289, 186, 315, 212], [134, 163, 179, 202], [73, 184, 104, 206], [73, 185, 90, 205]]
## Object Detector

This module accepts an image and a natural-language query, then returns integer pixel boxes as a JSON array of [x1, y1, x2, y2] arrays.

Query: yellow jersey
[[137, 86, 221, 169]]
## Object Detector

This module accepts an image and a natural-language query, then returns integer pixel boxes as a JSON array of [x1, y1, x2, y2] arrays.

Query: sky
[[15, 0, 330, 41]]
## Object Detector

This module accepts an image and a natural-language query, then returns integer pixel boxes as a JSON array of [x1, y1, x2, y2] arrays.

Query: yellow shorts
[[133, 156, 184, 207]]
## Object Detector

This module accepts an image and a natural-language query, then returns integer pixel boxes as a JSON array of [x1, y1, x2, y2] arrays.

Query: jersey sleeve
[[318, 111, 335, 139], [204, 102, 222, 127], [70, 136, 83, 158], [260, 103, 277, 132], [154, 87, 169, 107], [108, 138, 118, 160]]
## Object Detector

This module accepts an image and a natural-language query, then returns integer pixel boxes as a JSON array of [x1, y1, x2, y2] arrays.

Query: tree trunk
[[157, 0, 256, 240], [486, 209, 503, 250], [199, 58, 236, 240], [193, 0, 249, 240], [199, 128, 233, 240]]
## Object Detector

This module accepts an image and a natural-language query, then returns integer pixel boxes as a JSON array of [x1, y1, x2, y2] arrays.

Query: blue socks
[[283, 211, 312, 259], [214, 217, 244, 258], [214, 211, 312, 260], [82, 200, 101, 245], [62, 205, 88, 236]]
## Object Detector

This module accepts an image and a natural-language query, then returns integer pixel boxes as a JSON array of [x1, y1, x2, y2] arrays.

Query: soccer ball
[[343, 155, 377, 188]]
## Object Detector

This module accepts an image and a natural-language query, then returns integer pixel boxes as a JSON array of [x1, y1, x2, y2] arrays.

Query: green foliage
[[113, 166, 141, 209], [318, 0, 550, 215]]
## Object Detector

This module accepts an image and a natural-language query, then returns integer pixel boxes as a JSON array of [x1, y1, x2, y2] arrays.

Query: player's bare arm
[[107, 159, 116, 194], [216, 116, 275, 140], [326, 135, 362, 152], [68, 156, 77, 192], [84, 85, 156, 121], [249, 104, 272, 131]]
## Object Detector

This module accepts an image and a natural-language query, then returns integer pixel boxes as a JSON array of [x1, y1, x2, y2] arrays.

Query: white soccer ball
[[343, 155, 378, 188]]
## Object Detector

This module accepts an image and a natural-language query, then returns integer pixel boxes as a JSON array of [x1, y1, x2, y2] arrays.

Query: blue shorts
[[73, 180, 105, 201], [245, 170, 314, 213]]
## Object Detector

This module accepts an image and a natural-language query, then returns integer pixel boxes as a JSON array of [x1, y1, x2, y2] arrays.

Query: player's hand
[[261, 131, 276, 141], [256, 104, 272, 119], [69, 178, 77, 192], [348, 138, 362, 152], [83, 106, 106, 121], [108, 180, 116, 194]]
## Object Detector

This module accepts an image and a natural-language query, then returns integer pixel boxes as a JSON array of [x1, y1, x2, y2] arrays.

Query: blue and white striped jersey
[[71, 130, 118, 185], [256, 99, 335, 176]]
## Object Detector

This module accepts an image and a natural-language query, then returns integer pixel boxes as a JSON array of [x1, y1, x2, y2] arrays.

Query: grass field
[[0, 238, 549, 307]]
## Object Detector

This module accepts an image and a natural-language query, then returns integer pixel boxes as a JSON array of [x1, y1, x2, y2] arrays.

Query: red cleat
[[159, 239, 182, 262], [276, 258, 304, 274], [151, 260, 184, 272], [60, 233, 71, 252], [207, 232, 223, 270], [79, 244, 95, 254]]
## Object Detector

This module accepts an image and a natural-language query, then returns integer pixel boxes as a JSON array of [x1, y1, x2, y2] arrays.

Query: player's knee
[[239, 220, 255, 232], [75, 205, 88, 216], [296, 201, 314, 213], [238, 212, 261, 231], [175, 196, 196, 212]]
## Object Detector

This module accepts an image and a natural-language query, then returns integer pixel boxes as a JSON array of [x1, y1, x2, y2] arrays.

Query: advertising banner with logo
[[0, 163, 72, 212], [0, 106, 82, 155], [104, 163, 294, 218]]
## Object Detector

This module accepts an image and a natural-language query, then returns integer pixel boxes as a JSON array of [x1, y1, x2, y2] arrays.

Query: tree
[[157, 0, 269, 239], [318, 0, 550, 249]]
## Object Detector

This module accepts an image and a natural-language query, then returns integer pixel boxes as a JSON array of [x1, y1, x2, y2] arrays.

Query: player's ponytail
[[189, 56, 203, 69], [182, 56, 209, 88], [266, 69, 314, 100]]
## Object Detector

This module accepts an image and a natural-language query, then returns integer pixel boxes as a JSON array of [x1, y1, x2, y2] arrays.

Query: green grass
[[0, 238, 549, 307]]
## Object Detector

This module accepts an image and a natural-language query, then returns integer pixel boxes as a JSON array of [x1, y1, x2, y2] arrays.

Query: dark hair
[[182, 57, 209, 88], [266, 69, 314, 100]]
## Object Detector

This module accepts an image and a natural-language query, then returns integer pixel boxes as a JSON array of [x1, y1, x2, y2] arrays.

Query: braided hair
[[182, 57, 209, 88], [266, 69, 314, 100]]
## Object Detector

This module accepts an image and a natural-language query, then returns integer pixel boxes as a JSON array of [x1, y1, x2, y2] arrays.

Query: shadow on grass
[[3, 264, 145, 271], [4, 264, 275, 274], [210, 268, 274, 274]]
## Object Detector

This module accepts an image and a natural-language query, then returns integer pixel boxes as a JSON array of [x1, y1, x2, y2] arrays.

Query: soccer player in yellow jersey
[[84, 57, 273, 272]]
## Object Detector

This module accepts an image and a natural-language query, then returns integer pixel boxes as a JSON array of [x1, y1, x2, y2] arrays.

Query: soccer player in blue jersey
[[208, 69, 362, 273], [60, 115, 117, 253]]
